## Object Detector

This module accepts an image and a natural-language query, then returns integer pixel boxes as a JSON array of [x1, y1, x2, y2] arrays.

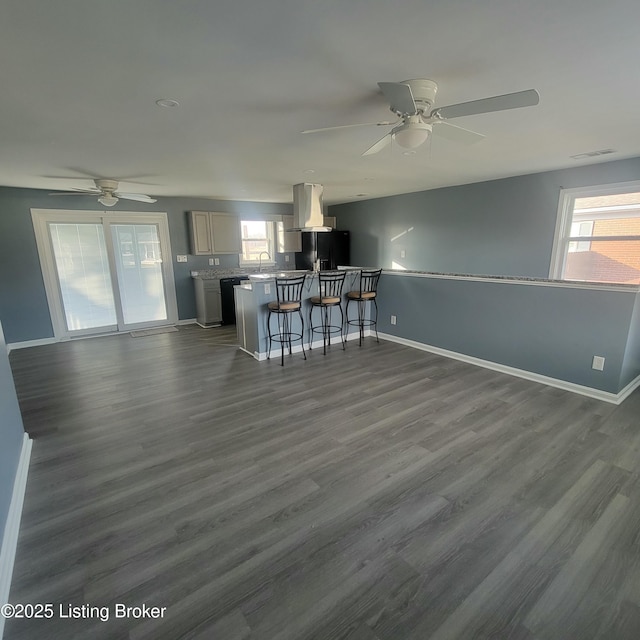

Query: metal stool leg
[[373, 298, 379, 343], [323, 305, 329, 355], [298, 308, 307, 361]]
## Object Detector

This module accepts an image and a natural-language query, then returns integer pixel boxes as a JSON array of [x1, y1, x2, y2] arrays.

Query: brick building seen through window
[[563, 191, 640, 284]]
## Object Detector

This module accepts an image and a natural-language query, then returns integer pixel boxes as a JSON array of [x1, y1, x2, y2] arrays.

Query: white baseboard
[[7, 322, 198, 350], [6, 338, 56, 353], [252, 329, 371, 361], [615, 373, 640, 404], [378, 332, 636, 405], [0, 434, 32, 639]]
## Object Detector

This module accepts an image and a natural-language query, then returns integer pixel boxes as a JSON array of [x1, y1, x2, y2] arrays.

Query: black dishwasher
[[220, 276, 249, 325]]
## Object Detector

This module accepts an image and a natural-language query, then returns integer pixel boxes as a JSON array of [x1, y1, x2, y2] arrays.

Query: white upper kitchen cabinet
[[277, 215, 302, 253], [188, 211, 242, 255]]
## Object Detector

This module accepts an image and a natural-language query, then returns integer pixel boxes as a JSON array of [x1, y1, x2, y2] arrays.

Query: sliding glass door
[[110, 223, 168, 325], [49, 222, 118, 332], [32, 210, 178, 339]]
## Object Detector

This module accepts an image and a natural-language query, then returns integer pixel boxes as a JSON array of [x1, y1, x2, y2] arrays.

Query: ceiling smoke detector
[[155, 98, 180, 108]]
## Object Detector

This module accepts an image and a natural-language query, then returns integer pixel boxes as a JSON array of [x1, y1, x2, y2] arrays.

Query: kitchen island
[[234, 269, 364, 360]]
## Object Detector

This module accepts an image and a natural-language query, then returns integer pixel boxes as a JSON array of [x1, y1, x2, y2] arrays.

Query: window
[[551, 182, 640, 284], [239, 220, 275, 266]]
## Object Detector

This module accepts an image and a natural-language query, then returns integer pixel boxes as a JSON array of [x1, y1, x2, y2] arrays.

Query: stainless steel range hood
[[289, 183, 331, 232]]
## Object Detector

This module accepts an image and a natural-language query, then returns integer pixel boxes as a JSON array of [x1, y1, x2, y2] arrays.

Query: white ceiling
[[2, 0, 640, 205]]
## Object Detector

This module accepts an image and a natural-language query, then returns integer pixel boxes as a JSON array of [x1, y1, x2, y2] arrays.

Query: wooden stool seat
[[347, 290, 376, 300], [268, 300, 301, 311], [310, 295, 341, 305]]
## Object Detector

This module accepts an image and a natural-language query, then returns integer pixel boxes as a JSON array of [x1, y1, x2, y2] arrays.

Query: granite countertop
[[382, 268, 640, 289], [385, 268, 567, 283], [192, 267, 360, 282], [191, 268, 298, 279], [247, 268, 361, 282], [193, 266, 639, 290], [248, 270, 308, 280]]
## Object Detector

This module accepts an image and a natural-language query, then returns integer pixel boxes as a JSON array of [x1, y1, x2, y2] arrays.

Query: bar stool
[[309, 270, 347, 355], [267, 274, 307, 366], [346, 268, 382, 347]]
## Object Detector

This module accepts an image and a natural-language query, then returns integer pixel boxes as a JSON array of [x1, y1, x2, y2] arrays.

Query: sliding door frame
[[31, 209, 179, 340]]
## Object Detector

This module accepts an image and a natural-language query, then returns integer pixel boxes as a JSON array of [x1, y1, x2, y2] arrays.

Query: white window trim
[[549, 180, 640, 280], [238, 219, 277, 267]]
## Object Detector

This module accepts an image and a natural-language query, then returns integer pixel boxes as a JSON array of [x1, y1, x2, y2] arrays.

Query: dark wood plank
[[5, 325, 640, 639]]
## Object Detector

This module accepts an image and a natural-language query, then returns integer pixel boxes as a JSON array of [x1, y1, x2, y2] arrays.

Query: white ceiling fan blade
[[378, 82, 417, 115], [115, 192, 157, 203], [432, 121, 486, 145], [362, 133, 392, 156], [432, 89, 539, 120], [302, 121, 397, 134], [48, 189, 100, 196]]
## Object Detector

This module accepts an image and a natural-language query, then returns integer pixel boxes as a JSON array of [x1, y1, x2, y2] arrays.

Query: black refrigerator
[[295, 230, 350, 271]]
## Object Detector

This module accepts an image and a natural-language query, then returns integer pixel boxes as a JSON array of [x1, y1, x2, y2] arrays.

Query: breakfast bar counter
[[234, 269, 364, 360]]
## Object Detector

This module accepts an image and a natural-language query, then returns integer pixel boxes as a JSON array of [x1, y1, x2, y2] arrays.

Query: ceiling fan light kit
[[302, 78, 539, 156], [393, 120, 432, 149], [98, 194, 118, 207]]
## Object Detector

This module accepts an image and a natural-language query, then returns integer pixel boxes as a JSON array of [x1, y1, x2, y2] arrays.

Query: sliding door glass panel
[[49, 223, 117, 331], [111, 224, 168, 325]]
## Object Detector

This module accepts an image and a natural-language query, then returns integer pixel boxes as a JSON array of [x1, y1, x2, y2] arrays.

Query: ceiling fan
[[49, 179, 157, 207], [302, 79, 540, 155]]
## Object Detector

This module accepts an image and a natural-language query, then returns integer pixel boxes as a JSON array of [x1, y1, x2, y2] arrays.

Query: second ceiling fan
[[303, 79, 540, 155], [49, 179, 157, 207]]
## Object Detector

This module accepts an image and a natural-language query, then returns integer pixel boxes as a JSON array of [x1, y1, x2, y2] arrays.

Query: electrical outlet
[[209, 258, 215, 266], [285, 255, 290, 262], [400, 250, 406, 258], [214, 258, 220, 265], [264, 283, 271, 295], [176, 255, 187, 263], [390, 315, 397, 325], [592, 355, 605, 371]]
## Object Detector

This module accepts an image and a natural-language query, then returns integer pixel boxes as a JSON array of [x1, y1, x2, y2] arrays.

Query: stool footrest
[[269, 331, 304, 344]]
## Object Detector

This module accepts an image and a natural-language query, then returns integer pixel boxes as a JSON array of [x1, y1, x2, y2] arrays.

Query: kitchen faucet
[[258, 251, 271, 272]]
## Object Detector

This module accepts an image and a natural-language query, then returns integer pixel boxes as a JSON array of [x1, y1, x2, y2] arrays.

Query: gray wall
[[620, 291, 640, 390], [376, 274, 636, 394], [2, 157, 640, 394], [0, 320, 26, 540], [0, 187, 292, 344], [329, 156, 640, 395], [330, 157, 640, 277]]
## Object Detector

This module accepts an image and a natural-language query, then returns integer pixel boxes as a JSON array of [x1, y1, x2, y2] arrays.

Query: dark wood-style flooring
[[5, 325, 640, 639]]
